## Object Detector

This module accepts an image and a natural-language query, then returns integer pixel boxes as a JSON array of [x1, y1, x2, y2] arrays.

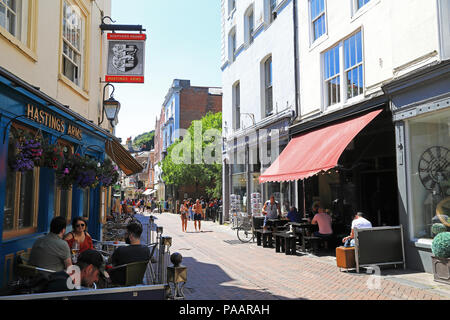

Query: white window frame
[[61, 0, 85, 87], [245, 5, 254, 45], [228, 27, 237, 62], [263, 56, 273, 117], [309, 0, 327, 44], [354, 0, 371, 12], [233, 81, 241, 130], [322, 30, 364, 110]]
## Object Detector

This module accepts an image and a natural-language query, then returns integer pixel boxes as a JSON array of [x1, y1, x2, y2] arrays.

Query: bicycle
[[236, 214, 256, 243]]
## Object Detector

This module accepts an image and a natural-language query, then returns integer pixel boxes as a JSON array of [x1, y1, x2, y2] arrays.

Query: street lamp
[[99, 83, 121, 127]]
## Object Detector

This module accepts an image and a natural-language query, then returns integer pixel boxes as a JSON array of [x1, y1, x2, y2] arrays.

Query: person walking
[[180, 200, 189, 232], [193, 199, 205, 232], [188, 199, 194, 222]]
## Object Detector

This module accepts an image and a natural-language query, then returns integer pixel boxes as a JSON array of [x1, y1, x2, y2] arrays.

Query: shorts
[[194, 213, 202, 221]]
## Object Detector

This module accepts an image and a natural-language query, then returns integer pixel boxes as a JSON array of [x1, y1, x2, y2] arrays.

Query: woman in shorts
[[180, 200, 189, 232]]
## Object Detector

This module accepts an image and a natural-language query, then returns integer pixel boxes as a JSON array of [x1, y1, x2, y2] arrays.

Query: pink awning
[[259, 109, 382, 183]]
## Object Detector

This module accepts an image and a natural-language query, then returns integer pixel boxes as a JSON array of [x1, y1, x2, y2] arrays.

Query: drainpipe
[[292, 0, 300, 121]]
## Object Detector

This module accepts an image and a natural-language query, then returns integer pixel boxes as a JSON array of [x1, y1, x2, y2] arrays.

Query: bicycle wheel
[[237, 226, 253, 243]]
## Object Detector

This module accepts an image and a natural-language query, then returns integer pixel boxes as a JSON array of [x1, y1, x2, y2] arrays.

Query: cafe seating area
[[253, 217, 340, 257]]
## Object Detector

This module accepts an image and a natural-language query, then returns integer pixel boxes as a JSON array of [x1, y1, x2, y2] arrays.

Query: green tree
[[133, 130, 155, 150], [161, 112, 222, 199]]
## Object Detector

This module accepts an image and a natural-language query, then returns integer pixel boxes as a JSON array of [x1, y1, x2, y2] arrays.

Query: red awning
[[259, 109, 382, 183]]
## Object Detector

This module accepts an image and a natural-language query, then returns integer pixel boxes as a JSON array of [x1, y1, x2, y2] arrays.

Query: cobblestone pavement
[[145, 212, 450, 301]]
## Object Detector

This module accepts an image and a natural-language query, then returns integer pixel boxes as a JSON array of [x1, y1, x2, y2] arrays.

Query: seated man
[[286, 207, 302, 223], [109, 222, 150, 285], [342, 212, 372, 247], [29, 216, 72, 272], [45, 249, 107, 292], [311, 207, 333, 238]]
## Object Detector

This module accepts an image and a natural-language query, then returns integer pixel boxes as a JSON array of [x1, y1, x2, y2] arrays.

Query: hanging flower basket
[[9, 136, 43, 172], [56, 153, 100, 190], [40, 141, 65, 170], [98, 158, 120, 187]]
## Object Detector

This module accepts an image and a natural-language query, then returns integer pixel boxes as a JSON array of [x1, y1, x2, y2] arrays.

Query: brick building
[[153, 79, 222, 204]]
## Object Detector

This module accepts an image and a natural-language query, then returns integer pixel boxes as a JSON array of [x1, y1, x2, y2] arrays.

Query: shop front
[[0, 67, 142, 287], [224, 117, 293, 219], [261, 100, 399, 240], [383, 60, 450, 273]]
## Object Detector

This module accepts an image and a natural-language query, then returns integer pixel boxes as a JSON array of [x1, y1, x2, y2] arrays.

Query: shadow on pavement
[[180, 257, 308, 301]]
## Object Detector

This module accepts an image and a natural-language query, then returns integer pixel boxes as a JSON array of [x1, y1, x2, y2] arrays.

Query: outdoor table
[[273, 232, 297, 255], [288, 222, 316, 252], [96, 241, 128, 255], [266, 219, 289, 233], [255, 229, 274, 248]]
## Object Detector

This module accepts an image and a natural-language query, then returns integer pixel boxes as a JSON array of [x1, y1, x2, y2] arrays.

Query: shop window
[[3, 125, 39, 239], [61, 0, 86, 88], [408, 109, 450, 240]]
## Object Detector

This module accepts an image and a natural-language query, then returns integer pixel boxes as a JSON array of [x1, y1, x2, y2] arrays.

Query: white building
[[221, 0, 298, 220]]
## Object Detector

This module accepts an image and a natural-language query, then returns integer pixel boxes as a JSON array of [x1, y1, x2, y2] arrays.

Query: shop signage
[[106, 33, 146, 83], [26, 104, 83, 140]]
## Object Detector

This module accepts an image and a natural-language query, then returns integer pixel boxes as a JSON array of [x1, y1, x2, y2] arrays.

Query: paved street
[[143, 212, 450, 301]]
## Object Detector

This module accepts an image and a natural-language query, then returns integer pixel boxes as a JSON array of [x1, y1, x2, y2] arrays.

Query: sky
[[110, 0, 223, 143]]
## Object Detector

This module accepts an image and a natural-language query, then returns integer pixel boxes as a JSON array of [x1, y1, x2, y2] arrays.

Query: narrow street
[[145, 212, 450, 301]]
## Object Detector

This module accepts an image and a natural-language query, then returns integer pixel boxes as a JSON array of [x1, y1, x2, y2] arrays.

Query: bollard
[[166, 252, 187, 300], [158, 236, 172, 284]]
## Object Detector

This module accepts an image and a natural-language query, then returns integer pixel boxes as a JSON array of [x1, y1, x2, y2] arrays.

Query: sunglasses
[[76, 224, 86, 227]]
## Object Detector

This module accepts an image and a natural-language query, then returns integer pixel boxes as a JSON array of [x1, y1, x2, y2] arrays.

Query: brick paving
[[147, 212, 450, 301]]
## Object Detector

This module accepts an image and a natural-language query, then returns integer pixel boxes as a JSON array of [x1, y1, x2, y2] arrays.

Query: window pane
[[336, 76, 341, 103], [358, 65, 363, 95], [7, 7, 16, 35], [356, 32, 362, 63], [4, 140, 16, 231], [352, 68, 359, 97], [60, 190, 69, 221], [0, 4, 6, 29], [83, 188, 89, 218], [18, 170, 35, 229]]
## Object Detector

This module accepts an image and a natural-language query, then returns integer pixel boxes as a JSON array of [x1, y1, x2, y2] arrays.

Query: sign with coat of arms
[[106, 33, 146, 83]]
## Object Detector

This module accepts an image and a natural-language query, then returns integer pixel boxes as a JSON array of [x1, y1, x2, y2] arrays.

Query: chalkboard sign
[[354, 226, 405, 273]]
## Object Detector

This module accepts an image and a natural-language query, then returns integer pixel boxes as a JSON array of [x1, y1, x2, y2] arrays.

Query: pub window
[[54, 140, 73, 223], [3, 124, 39, 239], [82, 187, 90, 220], [61, 0, 86, 87]]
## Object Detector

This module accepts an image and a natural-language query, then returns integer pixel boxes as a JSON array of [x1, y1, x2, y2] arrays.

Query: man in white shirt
[[262, 195, 281, 230], [342, 212, 372, 247]]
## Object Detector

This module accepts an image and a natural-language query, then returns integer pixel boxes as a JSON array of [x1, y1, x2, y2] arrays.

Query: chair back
[[125, 260, 150, 286]]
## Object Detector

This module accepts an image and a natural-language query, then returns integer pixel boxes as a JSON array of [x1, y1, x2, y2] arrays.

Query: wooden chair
[[108, 260, 150, 287]]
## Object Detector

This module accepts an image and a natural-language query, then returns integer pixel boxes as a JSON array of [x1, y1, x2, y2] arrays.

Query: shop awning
[[259, 109, 382, 183], [105, 139, 143, 176]]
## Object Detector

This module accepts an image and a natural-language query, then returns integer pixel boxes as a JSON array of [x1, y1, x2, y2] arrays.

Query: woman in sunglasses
[[64, 217, 94, 254]]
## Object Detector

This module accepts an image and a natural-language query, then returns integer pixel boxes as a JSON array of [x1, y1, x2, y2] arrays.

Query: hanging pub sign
[[106, 33, 146, 83]]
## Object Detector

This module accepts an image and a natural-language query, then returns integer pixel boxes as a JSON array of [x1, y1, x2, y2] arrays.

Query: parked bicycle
[[236, 213, 256, 243]]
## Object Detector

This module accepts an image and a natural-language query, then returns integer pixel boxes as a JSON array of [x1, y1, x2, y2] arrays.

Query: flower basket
[[8, 136, 43, 172], [56, 154, 100, 190], [40, 141, 65, 170], [98, 158, 120, 187]]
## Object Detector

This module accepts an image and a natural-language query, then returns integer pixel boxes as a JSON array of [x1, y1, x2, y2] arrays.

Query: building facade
[[0, 0, 142, 287], [155, 79, 222, 204], [221, 0, 298, 221], [255, 0, 449, 273]]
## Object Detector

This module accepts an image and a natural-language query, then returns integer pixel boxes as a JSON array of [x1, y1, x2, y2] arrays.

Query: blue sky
[[110, 0, 222, 142]]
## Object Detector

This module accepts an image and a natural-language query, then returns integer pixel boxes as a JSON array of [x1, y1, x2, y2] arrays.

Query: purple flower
[[64, 168, 70, 174]]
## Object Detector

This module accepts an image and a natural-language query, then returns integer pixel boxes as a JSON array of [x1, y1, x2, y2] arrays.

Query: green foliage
[[133, 130, 155, 150], [161, 112, 222, 199], [432, 232, 450, 258], [432, 223, 447, 236]]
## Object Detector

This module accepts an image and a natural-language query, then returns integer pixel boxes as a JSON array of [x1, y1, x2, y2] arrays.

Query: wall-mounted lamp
[[99, 83, 121, 127]]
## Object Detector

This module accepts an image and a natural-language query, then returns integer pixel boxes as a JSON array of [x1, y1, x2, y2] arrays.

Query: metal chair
[[15, 252, 55, 280]]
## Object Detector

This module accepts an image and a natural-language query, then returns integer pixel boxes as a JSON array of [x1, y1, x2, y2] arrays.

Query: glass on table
[[72, 240, 80, 263]]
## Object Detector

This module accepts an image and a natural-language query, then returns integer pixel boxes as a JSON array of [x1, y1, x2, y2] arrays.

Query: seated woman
[[64, 217, 94, 254], [311, 207, 333, 239]]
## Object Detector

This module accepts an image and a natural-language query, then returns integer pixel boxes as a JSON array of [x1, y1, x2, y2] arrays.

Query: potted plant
[[431, 231, 450, 285], [8, 136, 42, 172], [98, 158, 120, 187]]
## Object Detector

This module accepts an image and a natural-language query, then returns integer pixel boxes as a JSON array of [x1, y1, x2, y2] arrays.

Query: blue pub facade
[[0, 67, 139, 288]]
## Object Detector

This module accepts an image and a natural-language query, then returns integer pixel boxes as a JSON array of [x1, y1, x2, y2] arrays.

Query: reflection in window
[[324, 45, 341, 106], [344, 32, 363, 99], [409, 109, 450, 240]]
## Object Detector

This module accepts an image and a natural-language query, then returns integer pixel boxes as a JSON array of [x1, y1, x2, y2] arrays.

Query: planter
[[431, 255, 450, 285]]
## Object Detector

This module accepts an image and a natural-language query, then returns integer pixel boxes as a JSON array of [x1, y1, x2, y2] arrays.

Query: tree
[[161, 112, 222, 199], [133, 130, 155, 150]]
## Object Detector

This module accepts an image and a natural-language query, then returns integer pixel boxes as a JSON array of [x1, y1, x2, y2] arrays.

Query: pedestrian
[[193, 199, 205, 232], [188, 199, 194, 221], [180, 200, 189, 232], [261, 195, 281, 231]]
